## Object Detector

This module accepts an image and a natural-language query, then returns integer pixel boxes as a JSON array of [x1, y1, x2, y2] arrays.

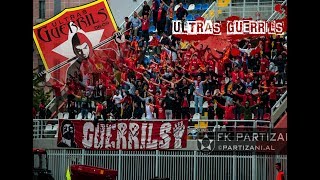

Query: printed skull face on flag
[[33, 0, 125, 89]]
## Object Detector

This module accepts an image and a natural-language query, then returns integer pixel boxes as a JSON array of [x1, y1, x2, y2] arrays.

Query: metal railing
[[202, 1, 217, 20], [267, 0, 287, 22], [202, 0, 284, 21], [45, 149, 287, 180], [271, 91, 287, 126]]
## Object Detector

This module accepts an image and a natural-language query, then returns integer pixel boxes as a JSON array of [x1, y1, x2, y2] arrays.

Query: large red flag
[[33, 0, 125, 88]]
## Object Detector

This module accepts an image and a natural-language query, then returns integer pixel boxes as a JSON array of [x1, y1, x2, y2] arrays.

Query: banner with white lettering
[[57, 119, 188, 150]]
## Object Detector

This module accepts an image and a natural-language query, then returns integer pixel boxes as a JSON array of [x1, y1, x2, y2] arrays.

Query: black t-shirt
[[142, 5, 151, 15]]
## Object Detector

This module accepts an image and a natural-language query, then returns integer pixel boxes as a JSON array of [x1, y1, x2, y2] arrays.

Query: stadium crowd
[[35, 0, 287, 127]]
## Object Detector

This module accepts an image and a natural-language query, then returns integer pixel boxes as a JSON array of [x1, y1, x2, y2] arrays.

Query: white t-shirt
[[113, 94, 123, 107], [145, 104, 153, 120]]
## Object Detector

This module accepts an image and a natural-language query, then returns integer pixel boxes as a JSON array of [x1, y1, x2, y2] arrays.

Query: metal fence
[[46, 149, 287, 180]]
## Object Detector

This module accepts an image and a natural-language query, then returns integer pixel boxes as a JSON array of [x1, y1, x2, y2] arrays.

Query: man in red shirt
[[156, 3, 167, 35], [189, 54, 200, 69], [259, 54, 270, 72], [48, 80, 65, 113], [155, 99, 166, 119], [206, 48, 218, 70], [93, 101, 104, 127], [149, 33, 160, 54], [194, 44, 209, 59], [141, 15, 150, 42], [275, 163, 285, 180], [260, 81, 286, 111]]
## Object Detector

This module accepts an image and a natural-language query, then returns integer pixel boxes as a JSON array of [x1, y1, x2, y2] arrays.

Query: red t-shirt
[[52, 83, 62, 97], [245, 72, 254, 81], [190, 59, 199, 69], [149, 37, 159, 47], [33, 107, 37, 118], [184, 50, 192, 60], [124, 57, 135, 70], [231, 71, 239, 83], [269, 86, 277, 100], [260, 58, 269, 72], [67, 83, 75, 95], [135, 67, 145, 80], [141, 19, 149, 31], [206, 59, 214, 69], [157, 9, 162, 22], [96, 104, 103, 113], [148, 82, 156, 94], [160, 83, 169, 96], [239, 70, 244, 80], [181, 97, 189, 107], [156, 105, 166, 119], [196, 48, 207, 59], [264, 39, 271, 53], [276, 171, 284, 180]]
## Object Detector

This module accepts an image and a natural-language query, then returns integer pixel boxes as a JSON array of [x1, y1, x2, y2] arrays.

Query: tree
[[33, 68, 52, 111]]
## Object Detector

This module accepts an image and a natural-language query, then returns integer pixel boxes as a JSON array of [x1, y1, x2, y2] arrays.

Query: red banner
[[57, 119, 189, 150], [33, 0, 124, 88]]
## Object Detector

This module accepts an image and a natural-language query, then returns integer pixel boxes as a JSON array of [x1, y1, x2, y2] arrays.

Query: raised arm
[[161, 0, 170, 8], [147, 91, 155, 97], [183, 76, 194, 84], [216, 101, 225, 110]]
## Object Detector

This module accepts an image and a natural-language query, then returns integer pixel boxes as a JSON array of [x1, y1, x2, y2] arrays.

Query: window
[[39, 0, 45, 19]]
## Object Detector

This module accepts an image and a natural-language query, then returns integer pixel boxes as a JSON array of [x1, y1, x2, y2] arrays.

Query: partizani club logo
[[197, 133, 215, 154], [196, 130, 287, 154]]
